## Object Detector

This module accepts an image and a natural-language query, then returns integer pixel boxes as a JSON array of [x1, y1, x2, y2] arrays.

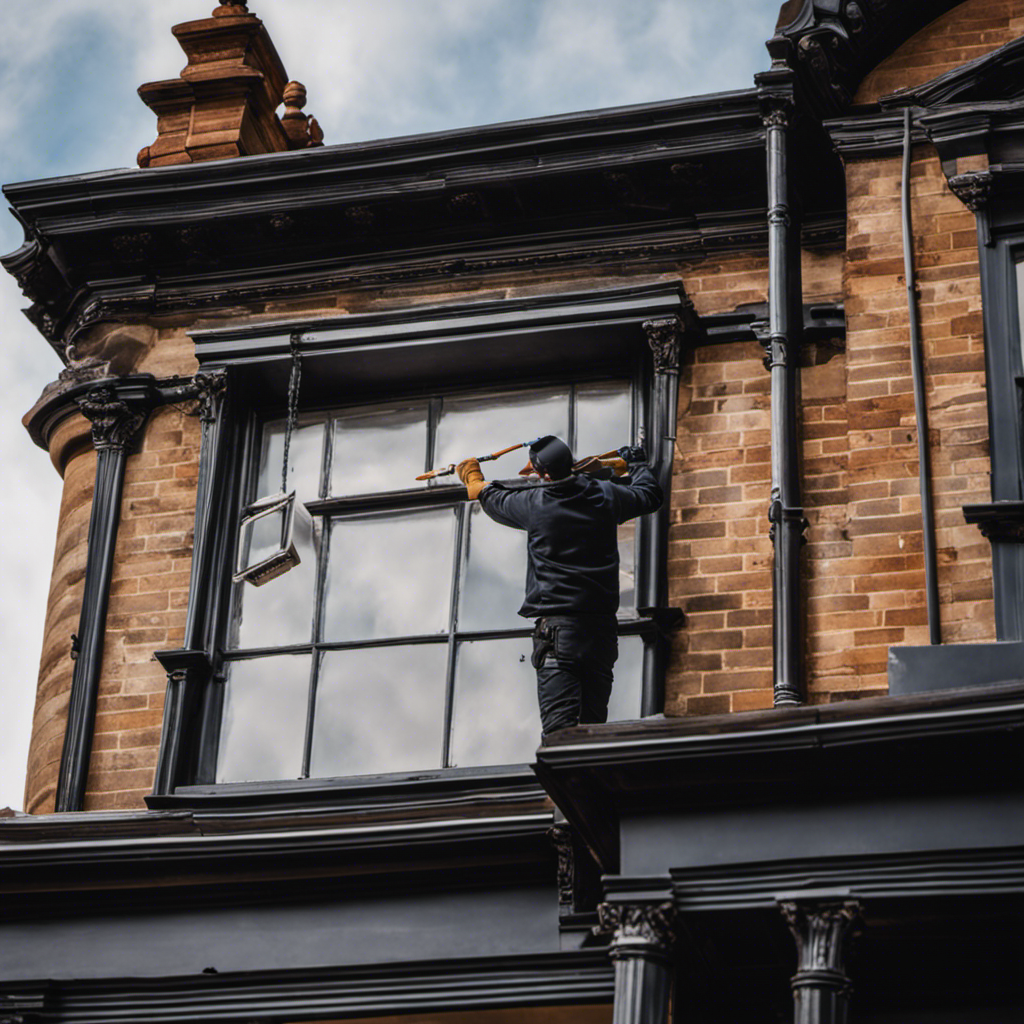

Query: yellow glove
[[599, 457, 629, 477], [456, 458, 487, 500]]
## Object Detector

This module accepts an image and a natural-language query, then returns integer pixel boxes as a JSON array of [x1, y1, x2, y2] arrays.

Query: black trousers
[[531, 614, 618, 734]]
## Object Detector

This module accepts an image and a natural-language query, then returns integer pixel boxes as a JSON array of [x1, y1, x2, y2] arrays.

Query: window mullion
[[301, 515, 330, 777], [441, 503, 467, 768]]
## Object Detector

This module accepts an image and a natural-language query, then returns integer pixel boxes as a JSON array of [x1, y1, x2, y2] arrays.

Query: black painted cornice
[[1, 90, 788, 361], [533, 681, 1024, 870]]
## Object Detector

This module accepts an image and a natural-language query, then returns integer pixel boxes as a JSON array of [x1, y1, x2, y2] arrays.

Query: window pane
[[435, 388, 570, 480], [234, 422, 323, 649], [576, 380, 632, 458], [450, 636, 540, 767], [323, 507, 457, 641], [1017, 260, 1024, 372], [607, 634, 643, 722], [258, 418, 324, 500], [459, 502, 529, 631], [618, 520, 636, 617], [332, 401, 430, 496], [217, 654, 311, 782], [311, 644, 449, 777]]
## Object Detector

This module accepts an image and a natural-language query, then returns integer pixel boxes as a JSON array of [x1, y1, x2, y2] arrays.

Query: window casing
[[152, 284, 688, 797], [217, 380, 645, 783]]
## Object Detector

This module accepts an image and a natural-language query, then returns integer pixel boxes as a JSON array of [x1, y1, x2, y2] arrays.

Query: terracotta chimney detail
[[137, 2, 323, 167]]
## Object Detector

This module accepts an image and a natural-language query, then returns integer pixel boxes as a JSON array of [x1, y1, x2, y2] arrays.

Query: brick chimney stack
[[137, 1, 323, 167]]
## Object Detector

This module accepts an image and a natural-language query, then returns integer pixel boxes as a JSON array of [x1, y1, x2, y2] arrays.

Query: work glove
[[456, 458, 487, 500], [618, 444, 647, 465], [599, 457, 629, 477]]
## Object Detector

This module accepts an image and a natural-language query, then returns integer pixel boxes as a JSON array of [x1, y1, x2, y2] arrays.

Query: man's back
[[477, 464, 662, 617]]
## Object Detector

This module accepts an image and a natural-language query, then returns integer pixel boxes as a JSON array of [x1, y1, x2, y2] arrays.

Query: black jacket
[[477, 464, 662, 618]]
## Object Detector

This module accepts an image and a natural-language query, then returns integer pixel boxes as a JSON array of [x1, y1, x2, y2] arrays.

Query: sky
[[0, 0, 783, 810]]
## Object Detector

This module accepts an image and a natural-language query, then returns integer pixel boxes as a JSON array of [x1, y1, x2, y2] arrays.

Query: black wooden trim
[[666, 847, 1024, 911], [534, 681, 1024, 871], [974, 229, 1024, 639], [54, 379, 155, 812], [0, 952, 614, 1024]]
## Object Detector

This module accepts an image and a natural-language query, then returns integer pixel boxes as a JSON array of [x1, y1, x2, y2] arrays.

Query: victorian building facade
[[2, 2, 1023, 1023]]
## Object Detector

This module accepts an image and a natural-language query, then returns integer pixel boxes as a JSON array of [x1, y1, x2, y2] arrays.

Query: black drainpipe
[[901, 107, 942, 645]]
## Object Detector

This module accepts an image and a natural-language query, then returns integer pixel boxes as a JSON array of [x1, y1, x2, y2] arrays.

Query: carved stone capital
[[781, 900, 861, 991], [77, 384, 148, 453], [193, 368, 229, 423], [963, 501, 1024, 543], [762, 105, 792, 128], [596, 901, 676, 958], [643, 317, 682, 374], [947, 170, 993, 212]]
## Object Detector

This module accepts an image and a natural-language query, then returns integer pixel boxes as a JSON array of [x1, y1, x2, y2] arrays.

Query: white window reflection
[[234, 422, 323, 649], [311, 645, 449, 777], [332, 401, 430, 496], [435, 388, 569, 479], [323, 508, 458, 641], [217, 654, 312, 782], [460, 503, 530, 631], [577, 380, 632, 459]]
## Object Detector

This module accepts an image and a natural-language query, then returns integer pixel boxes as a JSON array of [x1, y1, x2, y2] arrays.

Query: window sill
[[144, 762, 549, 816]]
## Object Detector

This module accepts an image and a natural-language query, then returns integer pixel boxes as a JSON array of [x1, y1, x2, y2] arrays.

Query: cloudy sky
[[0, 0, 781, 809]]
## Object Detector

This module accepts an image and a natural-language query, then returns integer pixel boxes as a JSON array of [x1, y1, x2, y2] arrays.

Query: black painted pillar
[[55, 383, 149, 813], [598, 902, 675, 1024], [640, 317, 683, 716], [153, 369, 229, 795], [781, 900, 861, 1024], [757, 67, 806, 707]]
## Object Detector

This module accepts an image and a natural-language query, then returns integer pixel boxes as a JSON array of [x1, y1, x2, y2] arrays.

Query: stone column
[[780, 900, 862, 1024], [55, 383, 149, 812], [597, 902, 675, 1024]]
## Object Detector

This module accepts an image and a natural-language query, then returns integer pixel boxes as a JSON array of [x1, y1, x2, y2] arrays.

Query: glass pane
[[618, 520, 636, 617], [217, 654, 311, 782], [607, 634, 643, 722], [332, 401, 430, 496], [576, 380, 632, 459], [311, 644, 449, 777], [435, 388, 570, 481], [1017, 260, 1024, 372], [460, 502, 529, 631], [234, 422, 323, 649], [258, 418, 324, 500], [323, 507, 457, 641], [450, 636, 540, 767]]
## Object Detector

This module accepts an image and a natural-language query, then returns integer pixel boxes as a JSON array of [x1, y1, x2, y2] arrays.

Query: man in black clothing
[[456, 435, 662, 734]]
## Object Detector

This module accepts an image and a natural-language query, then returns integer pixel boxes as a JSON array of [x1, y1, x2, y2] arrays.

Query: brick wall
[[855, 0, 1023, 103]]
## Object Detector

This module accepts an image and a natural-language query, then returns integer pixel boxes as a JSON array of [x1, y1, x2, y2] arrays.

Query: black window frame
[[968, 207, 1024, 642], [219, 375, 647, 783], [150, 283, 689, 803]]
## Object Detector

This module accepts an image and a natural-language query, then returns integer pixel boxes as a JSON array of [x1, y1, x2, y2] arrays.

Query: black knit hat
[[529, 435, 574, 480]]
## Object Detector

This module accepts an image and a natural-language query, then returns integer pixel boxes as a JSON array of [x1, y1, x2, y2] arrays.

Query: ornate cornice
[[76, 384, 148, 454], [595, 901, 676, 957]]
